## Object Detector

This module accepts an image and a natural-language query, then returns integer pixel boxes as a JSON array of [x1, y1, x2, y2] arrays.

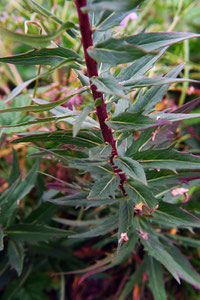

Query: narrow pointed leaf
[[0, 22, 75, 48], [7, 240, 24, 276], [5, 224, 69, 241], [69, 215, 118, 238], [73, 105, 93, 137], [154, 202, 200, 228], [147, 257, 167, 300], [129, 64, 184, 113], [114, 156, 147, 184], [12, 130, 103, 148], [88, 174, 120, 199], [82, 0, 142, 12], [24, 0, 63, 25], [125, 179, 158, 209], [0, 87, 87, 113], [91, 76, 128, 99], [107, 111, 159, 132], [0, 47, 81, 66], [133, 148, 200, 171], [0, 229, 4, 251], [88, 32, 199, 65]]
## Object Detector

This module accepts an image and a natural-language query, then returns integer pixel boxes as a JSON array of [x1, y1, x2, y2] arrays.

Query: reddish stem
[[75, 0, 127, 196]]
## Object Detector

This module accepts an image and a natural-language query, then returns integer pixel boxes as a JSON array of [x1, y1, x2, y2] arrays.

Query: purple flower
[[120, 12, 137, 27]]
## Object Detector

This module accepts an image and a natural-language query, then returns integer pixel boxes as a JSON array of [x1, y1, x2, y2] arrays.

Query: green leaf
[[154, 202, 200, 228], [53, 217, 101, 227], [73, 105, 93, 137], [0, 229, 4, 251], [96, 10, 136, 31], [147, 257, 167, 300], [139, 227, 180, 283], [114, 156, 147, 184], [125, 128, 154, 156], [0, 47, 82, 66], [125, 179, 158, 209], [166, 235, 200, 248], [47, 192, 118, 208], [131, 64, 184, 113], [88, 32, 199, 65], [7, 240, 24, 276], [133, 147, 200, 171], [165, 243, 200, 288], [0, 87, 87, 113], [69, 215, 118, 238], [0, 161, 39, 225], [0, 22, 75, 48], [88, 174, 120, 199], [140, 221, 200, 287], [24, 203, 58, 225], [107, 111, 158, 132], [91, 76, 129, 99], [122, 74, 197, 90], [118, 198, 129, 236], [12, 130, 103, 148], [1, 115, 75, 128], [150, 111, 200, 123], [24, 0, 63, 25], [88, 43, 148, 66], [116, 48, 167, 81], [8, 149, 20, 185], [125, 31, 199, 52], [3, 60, 79, 103], [5, 224, 69, 242], [82, 0, 142, 12], [147, 170, 200, 187]]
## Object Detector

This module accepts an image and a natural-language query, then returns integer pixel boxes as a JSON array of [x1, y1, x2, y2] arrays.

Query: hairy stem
[[75, 0, 127, 196]]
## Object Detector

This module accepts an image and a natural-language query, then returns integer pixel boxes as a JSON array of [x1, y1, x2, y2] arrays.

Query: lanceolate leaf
[[12, 130, 103, 148], [82, 0, 142, 12], [5, 224, 69, 242], [0, 88, 87, 113], [0, 229, 4, 251], [154, 202, 200, 228], [116, 48, 167, 81], [132, 148, 200, 171], [0, 47, 82, 66], [114, 156, 147, 184], [73, 105, 93, 137], [122, 75, 197, 90], [0, 22, 75, 48], [129, 64, 184, 113], [140, 221, 200, 287], [69, 215, 118, 238], [0, 161, 39, 225], [3, 60, 80, 103], [7, 240, 24, 276], [139, 226, 180, 283], [147, 257, 167, 300], [88, 174, 120, 199], [164, 242, 200, 288], [88, 43, 148, 65], [91, 76, 128, 99], [125, 179, 158, 209], [107, 111, 159, 132], [47, 192, 118, 208], [88, 32, 199, 65], [147, 170, 200, 187], [24, 0, 63, 25], [118, 198, 129, 237]]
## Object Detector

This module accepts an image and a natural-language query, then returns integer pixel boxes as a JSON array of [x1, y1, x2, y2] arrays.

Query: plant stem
[[74, 0, 127, 196]]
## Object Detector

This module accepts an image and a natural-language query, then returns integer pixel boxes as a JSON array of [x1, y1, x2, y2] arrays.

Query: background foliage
[[0, 0, 200, 299]]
